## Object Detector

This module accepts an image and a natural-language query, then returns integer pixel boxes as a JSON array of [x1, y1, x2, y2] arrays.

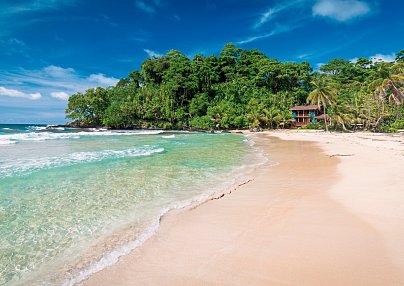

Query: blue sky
[[0, 0, 403, 124]]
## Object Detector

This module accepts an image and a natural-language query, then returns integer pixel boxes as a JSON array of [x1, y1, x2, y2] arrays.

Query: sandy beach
[[80, 131, 404, 286]]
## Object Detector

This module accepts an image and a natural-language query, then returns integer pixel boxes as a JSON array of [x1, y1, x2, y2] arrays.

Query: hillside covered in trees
[[66, 44, 404, 132]]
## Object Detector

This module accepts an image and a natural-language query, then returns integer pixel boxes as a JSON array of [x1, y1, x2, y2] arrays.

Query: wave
[[0, 130, 164, 145], [26, 125, 65, 131], [4, 133, 265, 285], [162, 135, 175, 139], [47, 127, 65, 131], [27, 126, 47, 131], [0, 146, 164, 178], [88, 128, 108, 132], [0, 139, 16, 145], [63, 146, 268, 286], [0, 127, 19, 134], [64, 215, 162, 286], [63, 188, 225, 286]]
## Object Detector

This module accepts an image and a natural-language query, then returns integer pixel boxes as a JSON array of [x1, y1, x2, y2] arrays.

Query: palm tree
[[370, 62, 404, 106], [330, 104, 354, 131], [366, 63, 404, 128], [261, 107, 281, 129], [306, 76, 337, 131]]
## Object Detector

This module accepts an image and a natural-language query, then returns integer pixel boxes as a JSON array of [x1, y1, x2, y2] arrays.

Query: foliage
[[306, 74, 337, 131], [301, 122, 325, 130], [66, 44, 404, 132]]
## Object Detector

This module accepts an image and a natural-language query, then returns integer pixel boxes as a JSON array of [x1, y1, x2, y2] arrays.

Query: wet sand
[[80, 131, 404, 285]]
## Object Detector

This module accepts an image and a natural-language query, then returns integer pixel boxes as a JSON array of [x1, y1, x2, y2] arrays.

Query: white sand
[[80, 131, 404, 286]]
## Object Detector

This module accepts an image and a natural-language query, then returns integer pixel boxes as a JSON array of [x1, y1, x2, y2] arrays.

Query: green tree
[[370, 63, 404, 106], [65, 45, 403, 133], [306, 75, 337, 131], [395, 50, 404, 62], [66, 87, 109, 126]]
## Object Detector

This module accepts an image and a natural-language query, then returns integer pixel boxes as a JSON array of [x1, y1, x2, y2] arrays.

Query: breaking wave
[[0, 146, 165, 178], [0, 130, 164, 145]]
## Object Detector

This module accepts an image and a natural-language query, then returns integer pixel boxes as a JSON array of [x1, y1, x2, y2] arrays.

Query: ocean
[[0, 124, 264, 285]]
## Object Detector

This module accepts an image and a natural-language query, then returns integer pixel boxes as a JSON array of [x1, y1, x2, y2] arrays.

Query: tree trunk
[[324, 106, 329, 132]]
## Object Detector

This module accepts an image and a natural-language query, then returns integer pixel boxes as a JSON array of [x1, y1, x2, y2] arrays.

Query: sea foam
[[0, 146, 164, 178], [162, 134, 175, 139], [0, 131, 252, 286], [0, 139, 16, 145], [0, 130, 164, 145], [27, 126, 47, 131]]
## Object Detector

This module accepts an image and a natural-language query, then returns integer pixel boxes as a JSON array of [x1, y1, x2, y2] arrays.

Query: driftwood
[[212, 193, 226, 200], [328, 154, 355, 158], [238, 179, 254, 187], [211, 179, 255, 201]]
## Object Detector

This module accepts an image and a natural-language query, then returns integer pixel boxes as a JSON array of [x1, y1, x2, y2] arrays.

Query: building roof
[[315, 114, 326, 120], [290, 105, 320, 111]]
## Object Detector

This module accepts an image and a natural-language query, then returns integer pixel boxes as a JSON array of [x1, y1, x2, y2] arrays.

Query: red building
[[291, 105, 325, 127]]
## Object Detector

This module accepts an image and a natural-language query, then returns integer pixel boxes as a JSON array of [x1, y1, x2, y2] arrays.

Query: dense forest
[[66, 44, 404, 132]]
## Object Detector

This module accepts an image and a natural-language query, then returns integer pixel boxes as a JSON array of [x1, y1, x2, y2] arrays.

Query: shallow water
[[0, 125, 262, 285]]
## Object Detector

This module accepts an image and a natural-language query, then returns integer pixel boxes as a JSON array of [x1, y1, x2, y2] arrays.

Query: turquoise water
[[0, 125, 261, 285]]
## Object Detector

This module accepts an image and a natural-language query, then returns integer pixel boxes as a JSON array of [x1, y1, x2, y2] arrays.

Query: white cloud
[[134, 0, 164, 15], [370, 53, 395, 63], [350, 53, 395, 64], [135, 0, 156, 14], [0, 1, 78, 37], [0, 65, 119, 102], [0, 86, 42, 100], [349, 57, 359, 63], [0, 37, 25, 47], [244, 1, 309, 44], [297, 53, 311, 60], [0, 37, 28, 55], [254, 0, 307, 29], [44, 65, 76, 78], [237, 31, 277, 45], [312, 0, 370, 22], [255, 9, 275, 29], [50, 91, 70, 101], [87, 74, 119, 86], [144, 48, 163, 57], [2, 0, 78, 16], [237, 24, 300, 45], [316, 63, 325, 69]]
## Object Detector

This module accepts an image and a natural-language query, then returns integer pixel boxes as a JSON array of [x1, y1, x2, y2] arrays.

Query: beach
[[0, 128, 257, 285], [80, 130, 404, 286]]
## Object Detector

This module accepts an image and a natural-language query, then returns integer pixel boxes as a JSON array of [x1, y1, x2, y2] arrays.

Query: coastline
[[79, 130, 404, 285]]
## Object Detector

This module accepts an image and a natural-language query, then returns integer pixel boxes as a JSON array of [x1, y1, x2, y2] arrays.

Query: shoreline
[[79, 130, 404, 285], [63, 134, 271, 285]]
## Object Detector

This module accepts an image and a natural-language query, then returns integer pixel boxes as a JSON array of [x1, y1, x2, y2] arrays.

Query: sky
[[0, 0, 403, 124]]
